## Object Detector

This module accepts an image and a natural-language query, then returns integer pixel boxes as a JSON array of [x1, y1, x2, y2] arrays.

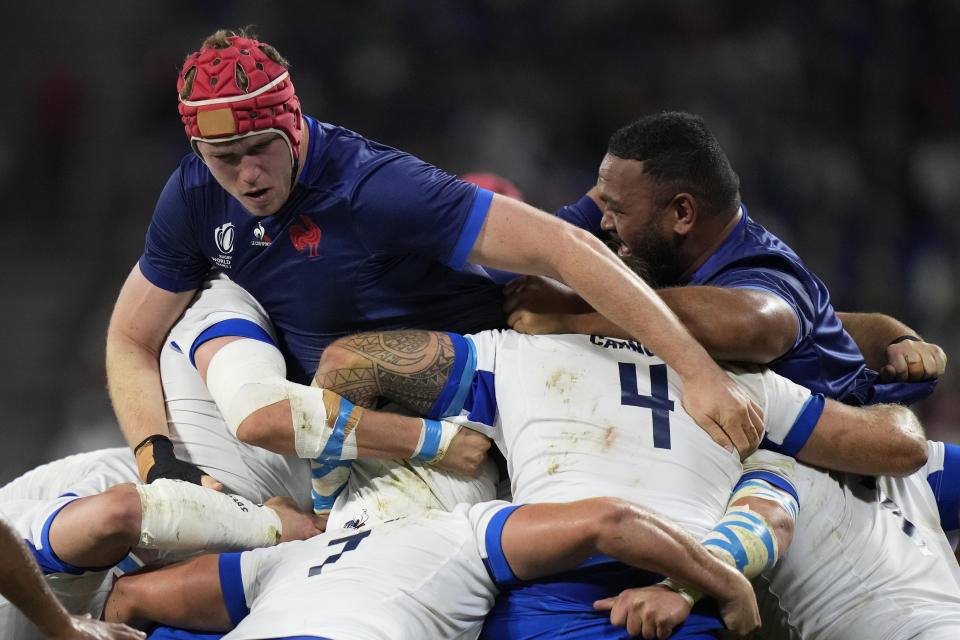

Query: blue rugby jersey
[[685, 207, 933, 404], [140, 117, 506, 383]]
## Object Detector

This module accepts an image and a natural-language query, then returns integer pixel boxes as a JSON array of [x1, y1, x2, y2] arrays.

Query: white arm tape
[[205, 338, 289, 436], [205, 339, 344, 458], [136, 479, 282, 551]]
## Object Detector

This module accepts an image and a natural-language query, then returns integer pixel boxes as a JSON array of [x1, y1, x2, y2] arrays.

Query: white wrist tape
[[658, 577, 701, 607], [701, 505, 778, 579], [412, 419, 461, 463], [205, 339, 362, 459], [136, 479, 282, 551]]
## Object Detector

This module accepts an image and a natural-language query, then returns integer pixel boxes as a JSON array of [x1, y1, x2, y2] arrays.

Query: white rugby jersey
[[327, 456, 498, 530], [760, 444, 960, 640], [223, 504, 499, 640], [161, 272, 312, 508], [0, 449, 146, 639], [442, 331, 818, 541]]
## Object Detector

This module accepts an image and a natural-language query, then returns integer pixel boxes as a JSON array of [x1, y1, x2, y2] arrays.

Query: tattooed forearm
[[315, 331, 456, 415]]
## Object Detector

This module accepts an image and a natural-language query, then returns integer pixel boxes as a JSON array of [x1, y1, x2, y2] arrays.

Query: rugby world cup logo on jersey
[[289, 215, 322, 258], [212, 222, 235, 269], [251, 221, 272, 247]]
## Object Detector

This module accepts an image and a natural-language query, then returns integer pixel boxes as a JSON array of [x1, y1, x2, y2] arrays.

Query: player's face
[[597, 154, 685, 287], [196, 133, 293, 217]]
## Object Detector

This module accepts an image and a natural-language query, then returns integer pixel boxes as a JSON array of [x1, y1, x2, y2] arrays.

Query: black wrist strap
[[135, 434, 172, 454], [889, 335, 921, 345]]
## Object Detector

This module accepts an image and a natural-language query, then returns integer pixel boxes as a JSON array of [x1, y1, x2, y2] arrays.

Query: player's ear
[[669, 193, 697, 236]]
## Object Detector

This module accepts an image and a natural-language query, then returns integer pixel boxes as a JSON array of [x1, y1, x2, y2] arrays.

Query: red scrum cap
[[177, 34, 302, 166]]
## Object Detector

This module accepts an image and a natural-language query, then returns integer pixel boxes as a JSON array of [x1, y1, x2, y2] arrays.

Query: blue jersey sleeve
[[139, 167, 210, 292], [927, 443, 960, 533], [708, 266, 812, 349], [554, 194, 603, 235], [351, 155, 493, 270]]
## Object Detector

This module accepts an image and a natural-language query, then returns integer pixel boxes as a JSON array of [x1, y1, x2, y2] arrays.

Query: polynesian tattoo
[[315, 330, 456, 415]]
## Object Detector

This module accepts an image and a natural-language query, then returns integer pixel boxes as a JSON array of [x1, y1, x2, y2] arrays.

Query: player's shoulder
[[301, 117, 408, 191]]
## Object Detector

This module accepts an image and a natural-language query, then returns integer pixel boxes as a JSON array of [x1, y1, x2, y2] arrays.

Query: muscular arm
[[196, 334, 487, 476], [315, 330, 454, 414], [797, 400, 927, 476], [471, 195, 764, 454], [0, 516, 145, 640], [506, 279, 797, 364], [105, 264, 195, 448], [657, 287, 797, 362], [837, 311, 946, 381], [104, 554, 229, 632]]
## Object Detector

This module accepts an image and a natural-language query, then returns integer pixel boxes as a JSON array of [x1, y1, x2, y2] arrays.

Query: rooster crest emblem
[[289, 215, 322, 258]]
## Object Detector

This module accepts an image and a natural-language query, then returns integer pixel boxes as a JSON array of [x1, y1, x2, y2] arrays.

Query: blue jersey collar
[[689, 204, 748, 284]]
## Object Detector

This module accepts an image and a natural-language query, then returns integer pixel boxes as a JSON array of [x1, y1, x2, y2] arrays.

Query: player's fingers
[[608, 602, 628, 628], [636, 616, 657, 639], [657, 620, 676, 640], [931, 346, 948, 377], [506, 309, 523, 330], [907, 357, 927, 380], [623, 610, 644, 638], [502, 289, 523, 315], [917, 347, 942, 379], [887, 349, 911, 381], [502, 275, 527, 297], [701, 419, 736, 454], [201, 475, 224, 491], [878, 363, 896, 383], [719, 410, 753, 456], [747, 399, 764, 440], [593, 597, 615, 612]]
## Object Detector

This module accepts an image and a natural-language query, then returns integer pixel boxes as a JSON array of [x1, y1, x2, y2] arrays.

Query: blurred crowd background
[[2, 0, 958, 484]]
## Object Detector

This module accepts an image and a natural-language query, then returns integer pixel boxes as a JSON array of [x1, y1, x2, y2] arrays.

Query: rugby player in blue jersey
[[106, 33, 766, 490], [504, 111, 946, 406]]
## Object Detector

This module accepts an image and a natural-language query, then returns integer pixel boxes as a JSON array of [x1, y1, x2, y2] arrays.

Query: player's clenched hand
[[54, 614, 145, 640], [434, 428, 491, 477], [594, 584, 691, 639], [502, 275, 591, 317], [681, 372, 763, 459], [265, 496, 327, 541], [880, 339, 947, 382], [134, 434, 224, 491]]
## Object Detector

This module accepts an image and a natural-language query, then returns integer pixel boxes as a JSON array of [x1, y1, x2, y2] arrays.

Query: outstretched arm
[[836, 312, 946, 381], [796, 400, 927, 477], [472, 195, 764, 456], [0, 515, 145, 640], [193, 334, 488, 478], [505, 277, 797, 364]]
